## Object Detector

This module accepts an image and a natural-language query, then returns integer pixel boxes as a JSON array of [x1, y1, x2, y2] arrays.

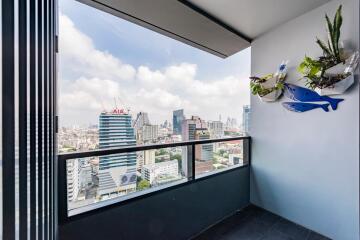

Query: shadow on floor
[[192, 205, 330, 240]]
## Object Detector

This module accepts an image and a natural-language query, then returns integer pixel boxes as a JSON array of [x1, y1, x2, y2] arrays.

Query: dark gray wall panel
[[59, 167, 250, 240]]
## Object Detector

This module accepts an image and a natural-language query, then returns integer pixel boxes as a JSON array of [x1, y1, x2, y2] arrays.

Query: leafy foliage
[[250, 74, 285, 97], [137, 179, 150, 191], [298, 5, 348, 89]]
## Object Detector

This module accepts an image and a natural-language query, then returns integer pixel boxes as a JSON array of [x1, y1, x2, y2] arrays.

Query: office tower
[[242, 105, 251, 133], [134, 111, 150, 130], [173, 109, 185, 135], [98, 108, 137, 197], [207, 121, 224, 138]]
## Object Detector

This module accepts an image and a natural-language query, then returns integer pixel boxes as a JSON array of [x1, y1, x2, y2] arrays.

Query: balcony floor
[[193, 205, 330, 240]]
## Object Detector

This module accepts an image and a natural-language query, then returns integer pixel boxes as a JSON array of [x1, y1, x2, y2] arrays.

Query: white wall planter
[[259, 89, 282, 102], [260, 76, 278, 88], [324, 61, 348, 77], [315, 74, 354, 96], [315, 53, 358, 96], [257, 76, 283, 102]]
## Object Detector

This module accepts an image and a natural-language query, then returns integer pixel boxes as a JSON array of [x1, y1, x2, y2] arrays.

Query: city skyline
[[65, 107, 246, 206]]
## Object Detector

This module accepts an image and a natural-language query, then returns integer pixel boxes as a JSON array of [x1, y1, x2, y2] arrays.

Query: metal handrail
[[58, 136, 250, 160]]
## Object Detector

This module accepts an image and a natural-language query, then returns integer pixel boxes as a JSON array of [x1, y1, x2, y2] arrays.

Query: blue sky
[[59, 0, 250, 126]]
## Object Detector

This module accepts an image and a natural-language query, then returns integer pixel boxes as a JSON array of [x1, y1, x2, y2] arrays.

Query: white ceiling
[[187, 0, 330, 39]]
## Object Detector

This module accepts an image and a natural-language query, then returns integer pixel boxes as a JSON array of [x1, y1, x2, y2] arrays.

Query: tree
[[170, 153, 181, 161], [137, 179, 150, 191], [156, 149, 167, 156], [218, 149, 226, 156]]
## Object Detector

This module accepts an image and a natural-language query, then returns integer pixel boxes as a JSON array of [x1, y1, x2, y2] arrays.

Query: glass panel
[[195, 140, 246, 177], [66, 146, 187, 215]]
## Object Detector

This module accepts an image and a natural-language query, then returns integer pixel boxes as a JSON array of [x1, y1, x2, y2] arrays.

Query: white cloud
[[59, 14, 250, 126], [59, 15, 136, 81]]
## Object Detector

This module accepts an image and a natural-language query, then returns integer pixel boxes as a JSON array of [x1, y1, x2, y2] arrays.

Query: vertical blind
[[1, 0, 57, 239]]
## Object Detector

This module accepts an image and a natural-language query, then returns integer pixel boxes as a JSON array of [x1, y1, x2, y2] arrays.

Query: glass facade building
[[173, 109, 185, 135], [99, 110, 137, 170], [98, 109, 137, 196]]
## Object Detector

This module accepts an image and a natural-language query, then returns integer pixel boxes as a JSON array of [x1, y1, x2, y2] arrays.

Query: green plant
[[298, 5, 349, 89], [137, 179, 150, 191], [250, 74, 285, 97], [317, 5, 343, 63]]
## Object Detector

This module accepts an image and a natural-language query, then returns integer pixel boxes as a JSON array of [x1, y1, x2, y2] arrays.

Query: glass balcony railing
[[58, 136, 251, 221]]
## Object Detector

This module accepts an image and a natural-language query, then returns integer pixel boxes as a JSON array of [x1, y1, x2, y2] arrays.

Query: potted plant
[[250, 61, 288, 102], [298, 5, 359, 95]]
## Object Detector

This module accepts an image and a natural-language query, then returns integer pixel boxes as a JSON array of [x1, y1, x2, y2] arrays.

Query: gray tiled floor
[[193, 205, 331, 240]]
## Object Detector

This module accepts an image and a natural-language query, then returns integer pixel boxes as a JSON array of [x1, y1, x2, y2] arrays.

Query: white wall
[[250, 0, 359, 239]]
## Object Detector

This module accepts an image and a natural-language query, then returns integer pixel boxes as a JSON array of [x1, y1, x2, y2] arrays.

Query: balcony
[[0, 0, 359, 240]]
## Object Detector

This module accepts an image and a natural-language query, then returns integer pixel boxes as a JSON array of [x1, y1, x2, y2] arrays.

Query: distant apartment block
[[142, 160, 179, 186], [67, 159, 80, 202], [229, 154, 243, 166], [138, 124, 159, 142], [195, 129, 213, 162], [137, 150, 156, 172], [181, 116, 214, 173], [181, 116, 207, 140]]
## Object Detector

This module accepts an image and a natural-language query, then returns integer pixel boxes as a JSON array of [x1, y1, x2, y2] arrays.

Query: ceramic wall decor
[[282, 83, 344, 112]]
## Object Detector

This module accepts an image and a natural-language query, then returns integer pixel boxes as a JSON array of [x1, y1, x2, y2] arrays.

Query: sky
[[59, 0, 251, 127]]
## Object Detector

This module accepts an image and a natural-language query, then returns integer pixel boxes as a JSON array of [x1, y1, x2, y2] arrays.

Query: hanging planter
[[315, 73, 354, 95], [298, 5, 359, 96], [250, 61, 288, 102], [258, 76, 283, 102], [315, 52, 358, 95]]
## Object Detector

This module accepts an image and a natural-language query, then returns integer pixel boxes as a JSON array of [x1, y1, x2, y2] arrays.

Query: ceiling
[[77, 0, 250, 58], [77, 0, 330, 57], [187, 0, 330, 39]]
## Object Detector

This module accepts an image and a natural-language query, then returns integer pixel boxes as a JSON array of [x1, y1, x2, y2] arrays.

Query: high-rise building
[[207, 121, 224, 138], [181, 116, 206, 140], [137, 150, 156, 172], [242, 105, 251, 133], [173, 109, 185, 135], [140, 124, 158, 142], [67, 159, 80, 202], [134, 112, 150, 130], [98, 108, 137, 197], [195, 129, 213, 162], [181, 116, 213, 173]]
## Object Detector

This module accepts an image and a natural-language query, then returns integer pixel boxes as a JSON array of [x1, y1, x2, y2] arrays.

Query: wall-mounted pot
[[315, 73, 354, 96], [259, 89, 282, 102]]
